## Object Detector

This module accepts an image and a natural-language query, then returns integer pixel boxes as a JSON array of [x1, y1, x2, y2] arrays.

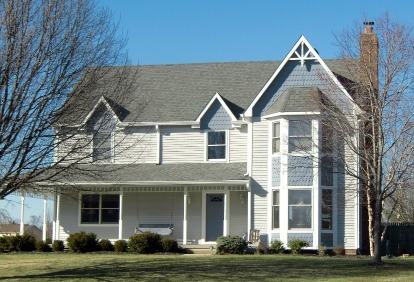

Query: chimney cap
[[364, 21, 375, 26]]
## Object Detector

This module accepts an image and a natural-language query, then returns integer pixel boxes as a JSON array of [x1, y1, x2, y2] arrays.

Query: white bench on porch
[[135, 224, 174, 236]]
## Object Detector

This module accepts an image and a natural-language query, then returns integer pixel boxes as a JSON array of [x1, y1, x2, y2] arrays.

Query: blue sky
[[1, 0, 413, 223]]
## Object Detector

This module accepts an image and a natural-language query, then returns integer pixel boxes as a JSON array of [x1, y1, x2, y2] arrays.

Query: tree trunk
[[373, 199, 383, 264]]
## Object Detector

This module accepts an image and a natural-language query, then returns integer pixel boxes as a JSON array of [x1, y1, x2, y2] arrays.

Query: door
[[206, 194, 224, 241]]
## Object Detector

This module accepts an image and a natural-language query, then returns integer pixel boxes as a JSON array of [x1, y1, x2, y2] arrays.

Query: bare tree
[[0, 0, 140, 199], [0, 208, 13, 224], [321, 14, 414, 264]]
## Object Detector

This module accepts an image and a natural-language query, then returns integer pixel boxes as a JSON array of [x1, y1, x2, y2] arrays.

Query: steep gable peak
[[244, 35, 357, 117], [195, 92, 238, 124], [80, 96, 120, 127]]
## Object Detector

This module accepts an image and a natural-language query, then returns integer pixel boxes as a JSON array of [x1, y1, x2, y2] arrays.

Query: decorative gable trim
[[244, 35, 359, 117], [79, 96, 121, 127], [193, 92, 238, 129]]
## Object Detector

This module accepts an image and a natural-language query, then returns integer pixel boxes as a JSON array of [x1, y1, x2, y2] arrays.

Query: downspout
[[156, 125, 161, 164]]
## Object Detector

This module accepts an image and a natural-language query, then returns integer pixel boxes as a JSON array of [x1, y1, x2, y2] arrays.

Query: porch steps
[[182, 244, 216, 255]]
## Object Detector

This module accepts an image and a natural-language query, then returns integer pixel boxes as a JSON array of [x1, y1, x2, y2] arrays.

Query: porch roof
[[35, 162, 248, 186]]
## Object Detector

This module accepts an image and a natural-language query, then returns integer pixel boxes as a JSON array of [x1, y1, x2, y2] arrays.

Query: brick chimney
[[360, 21, 379, 92]]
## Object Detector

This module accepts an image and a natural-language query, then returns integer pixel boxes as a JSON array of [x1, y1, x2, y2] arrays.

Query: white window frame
[[272, 122, 281, 154], [79, 193, 120, 226], [272, 190, 280, 229], [92, 131, 114, 163], [205, 130, 228, 162], [288, 120, 312, 154], [288, 188, 313, 230]]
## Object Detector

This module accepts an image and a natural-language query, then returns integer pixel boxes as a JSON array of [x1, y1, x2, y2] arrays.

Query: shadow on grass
[[2, 255, 414, 281]]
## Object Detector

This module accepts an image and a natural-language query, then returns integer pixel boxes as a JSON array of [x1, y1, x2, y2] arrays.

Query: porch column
[[119, 189, 124, 240], [20, 191, 25, 235], [183, 188, 188, 244], [55, 193, 60, 240], [52, 190, 57, 241], [247, 190, 252, 238], [42, 194, 47, 241], [223, 187, 230, 236]]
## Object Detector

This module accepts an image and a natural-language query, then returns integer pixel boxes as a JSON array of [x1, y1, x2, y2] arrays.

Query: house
[[0, 224, 42, 241], [27, 25, 378, 253]]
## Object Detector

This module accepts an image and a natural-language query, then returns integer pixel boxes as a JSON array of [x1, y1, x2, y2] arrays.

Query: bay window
[[288, 120, 312, 153], [272, 190, 280, 229], [272, 122, 280, 153], [322, 189, 333, 230], [288, 189, 312, 229]]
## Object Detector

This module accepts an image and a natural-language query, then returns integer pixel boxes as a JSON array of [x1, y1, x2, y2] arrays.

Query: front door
[[206, 194, 224, 242]]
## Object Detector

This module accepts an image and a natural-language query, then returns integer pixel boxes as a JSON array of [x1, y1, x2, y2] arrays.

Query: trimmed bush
[[52, 240, 65, 252], [161, 238, 178, 253], [288, 239, 309, 254], [269, 239, 284, 254], [216, 235, 247, 255], [0, 236, 9, 252], [114, 240, 128, 253], [99, 239, 114, 251], [67, 231, 98, 253], [128, 232, 162, 254], [19, 234, 36, 252], [35, 240, 51, 252]]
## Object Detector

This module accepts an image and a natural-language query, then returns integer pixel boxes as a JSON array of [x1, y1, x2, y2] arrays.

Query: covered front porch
[[53, 184, 250, 245]]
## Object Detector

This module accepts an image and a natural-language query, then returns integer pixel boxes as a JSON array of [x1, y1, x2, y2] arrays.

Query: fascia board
[[79, 96, 121, 127]]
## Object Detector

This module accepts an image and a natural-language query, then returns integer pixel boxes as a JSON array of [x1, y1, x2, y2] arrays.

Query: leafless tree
[[0, 0, 141, 199], [0, 208, 13, 224], [320, 13, 414, 264]]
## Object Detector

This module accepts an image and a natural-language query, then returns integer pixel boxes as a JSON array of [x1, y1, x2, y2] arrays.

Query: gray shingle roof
[[265, 87, 323, 114], [60, 60, 355, 125], [39, 162, 248, 184]]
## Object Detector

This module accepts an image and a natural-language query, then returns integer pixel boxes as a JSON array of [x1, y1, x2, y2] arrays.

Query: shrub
[[52, 240, 65, 252], [269, 239, 284, 254], [114, 240, 128, 253], [35, 240, 51, 252], [287, 239, 309, 254], [45, 238, 52, 244], [6, 235, 21, 252], [99, 239, 114, 251], [0, 236, 9, 252], [128, 232, 162, 254], [18, 234, 36, 252], [161, 238, 178, 253], [333, 245, 345, 256], [216, 235, 247, 255], [67, 231, 98, 253], [318, 244, 327, 256]]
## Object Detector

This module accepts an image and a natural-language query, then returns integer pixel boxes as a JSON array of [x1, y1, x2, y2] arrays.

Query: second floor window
[[272, 122, 280, 153], [272, 190, 280, 229], [289, 120, 312, 153], [93, 131, 112, 162], [208, 131, 226, 160]]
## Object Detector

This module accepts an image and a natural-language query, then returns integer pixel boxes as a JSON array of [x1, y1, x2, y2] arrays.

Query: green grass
[[0, 253, 414, 281]]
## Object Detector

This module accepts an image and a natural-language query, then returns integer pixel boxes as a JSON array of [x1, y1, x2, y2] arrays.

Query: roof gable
[[195, 92, 238, 129], [245, 36, 358, 117], [80, 96, 121, 128]]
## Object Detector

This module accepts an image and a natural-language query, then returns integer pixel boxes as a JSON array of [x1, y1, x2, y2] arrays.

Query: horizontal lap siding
[[57, 134, 92, 164], [161, 127, 204, 163], [229, 127, 247, 163], [123, 192, 184, 240], [114, 128, 157, 164], [251, 120, 269, 231], [229, 191, 248, 236]]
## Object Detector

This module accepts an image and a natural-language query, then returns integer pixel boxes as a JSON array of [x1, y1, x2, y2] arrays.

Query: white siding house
[[28, 32, 378, 253]]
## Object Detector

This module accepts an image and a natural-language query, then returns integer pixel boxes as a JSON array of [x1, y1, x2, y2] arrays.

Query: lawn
[[0, 253, 414, 281]]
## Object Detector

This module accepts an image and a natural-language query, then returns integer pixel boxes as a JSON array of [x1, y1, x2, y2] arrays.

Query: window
[[289, 120, 312, 153], [93, 131, 112, 162], [207, 131, 226, 160], [288, 189, 312, 229], [272, 190, 280, 229], [272, 122, 280, 153], [322, 189, 333, 230], [81, 194, 119, 224]]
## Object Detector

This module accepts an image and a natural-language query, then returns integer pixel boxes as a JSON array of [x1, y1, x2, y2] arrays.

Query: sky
[[1, 0, 413, 224]]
